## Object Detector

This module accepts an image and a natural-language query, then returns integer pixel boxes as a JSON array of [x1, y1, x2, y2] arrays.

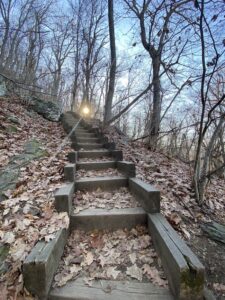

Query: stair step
[[49, 278, 174, 300], [75, 176, 128, 191], [77, 143, 103, 150], [70, 207, 147, 230], [75, 133, 96, 138], [78, 149, 111, 159], [75, 128, 91, 132], [76, 137, 100, 143], [76, 161, 117, 170]]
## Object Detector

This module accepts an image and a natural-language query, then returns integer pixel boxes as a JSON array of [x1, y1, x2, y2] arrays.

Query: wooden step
[[70, 207, 147, 230], [76, 161, 117, 170], [75, 176, 128, 191], [78, 149, 110, 159], [78, 150, 122, 160], [74, 130, 91, 134], [76, 137, 100, 143], [49, 278, 174, 300], [77, 143, 104, 150], [75, 132, 96, 138]]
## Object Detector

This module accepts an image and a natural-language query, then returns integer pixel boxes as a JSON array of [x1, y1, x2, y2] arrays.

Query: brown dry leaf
[[168, 212, 182, 226], [69, 265, 82, 274], [143, 265, 167, 287], [126, 264, 142, 281], [83, 277, 94, 287], [45, 233, 56, 242], [99, 254, 108, 267], [213, 283, 225, 293], [10, 238, 27, 261], [2, 232, 15, 244], [83, 252, 94, 266], [129, 253, 137, 264], [57, 273, 74, 287], [106, 266, 120, 279]]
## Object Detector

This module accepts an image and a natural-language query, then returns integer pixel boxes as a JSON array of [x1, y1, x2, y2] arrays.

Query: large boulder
[[0, 139, 48, 201], [29, 97, 61, 122], [0, 74, 61, 121]]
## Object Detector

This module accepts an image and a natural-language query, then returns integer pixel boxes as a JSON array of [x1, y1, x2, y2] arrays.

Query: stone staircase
[[23, 112, 206, 300]]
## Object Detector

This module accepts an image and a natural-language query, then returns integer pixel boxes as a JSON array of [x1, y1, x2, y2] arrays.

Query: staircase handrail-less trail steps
[[23, 112, 206, 300]]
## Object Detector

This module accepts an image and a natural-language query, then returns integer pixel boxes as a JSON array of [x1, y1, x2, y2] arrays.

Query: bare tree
[[104, 0, 116, 124]]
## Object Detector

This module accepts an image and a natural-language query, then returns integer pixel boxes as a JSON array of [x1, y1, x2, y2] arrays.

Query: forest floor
[[0, 96, 225, 299]]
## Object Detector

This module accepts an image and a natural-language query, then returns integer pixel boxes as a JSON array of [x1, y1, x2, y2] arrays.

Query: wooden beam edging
[[110, 150, 123, 161], [76, 161, 117, 170], [129, 178, 160, 213], [67, 151, 78, 163], [148, 213, 205, 300], [74, 176, 128, 191], [64, 163, 76, 182], [54, 183, 74, 214], [117, 161, 136, 178], [70, 208, 147, 231], [23, 228, 68, 300]]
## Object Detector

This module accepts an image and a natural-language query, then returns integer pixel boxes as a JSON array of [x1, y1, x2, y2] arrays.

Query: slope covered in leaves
[[104, 126, 225, 298], [0, 97, 71, 299]]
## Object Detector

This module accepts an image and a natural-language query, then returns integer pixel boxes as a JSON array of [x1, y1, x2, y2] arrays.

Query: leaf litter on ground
[[0, 97, 72, 298], [53, 225, 168, 289], [75, 168, 122, 179], [73, 187, 140, 213]]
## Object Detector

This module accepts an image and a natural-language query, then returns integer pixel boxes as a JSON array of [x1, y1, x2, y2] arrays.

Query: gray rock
[[0, 245, 9, 275], [29, 97, 61, 122], [7, 115, 21, 125], [0, 75, 7, 96], [0, 139, 48, 201]]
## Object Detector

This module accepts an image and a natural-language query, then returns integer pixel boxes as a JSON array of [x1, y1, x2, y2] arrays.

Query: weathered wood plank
[[78, 150, 111, 159], [70, 208, 147, 230], [129, 178, 160, 213], [67, 151, 78, 163], [49, 278, 174, 300], [76, 161, 117, 170], [148, 213, 204, 300], [117, 161, 136, 177], [23, 228, 68, 300], [54, 183, 74, 213], [64, 163, 75, 182], [75, 176, 128, 191]]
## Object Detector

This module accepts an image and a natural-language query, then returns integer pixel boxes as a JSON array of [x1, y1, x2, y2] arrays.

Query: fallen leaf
[[106, 266, 120, 279], [126, 264, 142, 281], [2, 232, 15, 244], [129, 253, 137, 264]]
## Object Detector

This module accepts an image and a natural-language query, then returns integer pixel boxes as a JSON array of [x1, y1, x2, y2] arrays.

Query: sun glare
[[82, 106, 90, 115]]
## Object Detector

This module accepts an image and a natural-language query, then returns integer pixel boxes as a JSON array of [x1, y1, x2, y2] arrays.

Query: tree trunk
[[149, 56, 161, 150], [197, 116, 224, 204], [104, 0, 116, 124]]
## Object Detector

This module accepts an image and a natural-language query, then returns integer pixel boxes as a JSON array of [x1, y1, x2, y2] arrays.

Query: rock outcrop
[[0, 74, 61, 121]]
